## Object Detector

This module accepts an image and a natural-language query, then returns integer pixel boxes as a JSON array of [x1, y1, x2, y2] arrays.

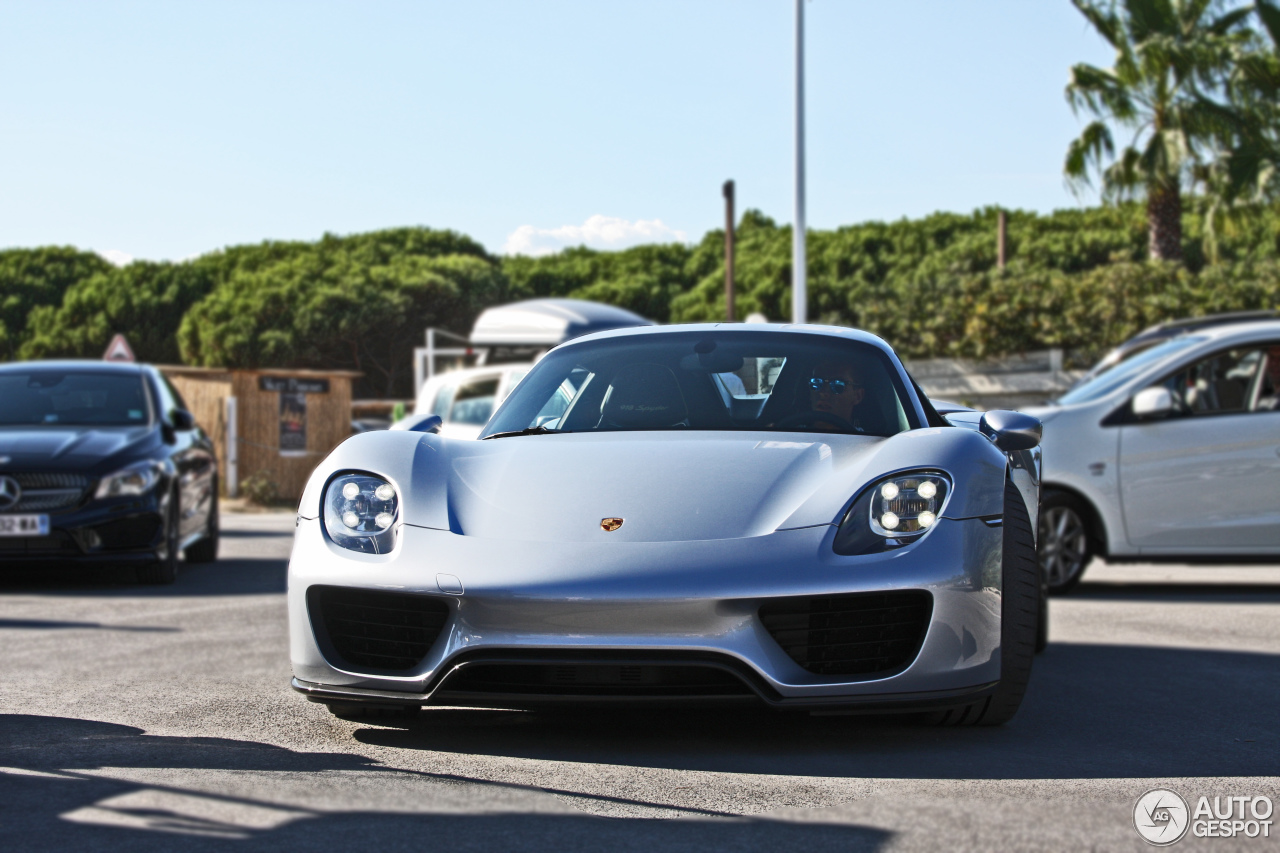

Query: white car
[[1027, 320, 1280, 593], [411, 365, 530, 440]]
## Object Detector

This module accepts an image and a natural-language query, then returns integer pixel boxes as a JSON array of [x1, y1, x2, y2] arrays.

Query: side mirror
[[1132, 386, 1173, 419], [979, 409, 1042, 452], [170, 409, 196, 431], [389, 413, 443, 434]]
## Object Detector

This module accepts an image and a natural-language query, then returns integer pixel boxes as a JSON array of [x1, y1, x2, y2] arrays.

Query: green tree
[[0, 247, 110, 361], [1064, 0, 1254, 261], [21, 261, 217, 363], [179, 229, 508, 397]]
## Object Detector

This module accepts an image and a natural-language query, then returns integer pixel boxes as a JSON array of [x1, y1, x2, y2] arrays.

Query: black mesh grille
[[443, 662, 753, 697], [10, 472, 89, 511], [311, 586, 450, 672], [758, 591, 932, 678]]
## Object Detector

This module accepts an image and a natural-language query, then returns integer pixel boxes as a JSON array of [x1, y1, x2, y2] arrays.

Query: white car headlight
[[833, 471, 952, 556], [869, 474, 949, 536], [95, 461, 163, 499], [323, 472, 400, 554]]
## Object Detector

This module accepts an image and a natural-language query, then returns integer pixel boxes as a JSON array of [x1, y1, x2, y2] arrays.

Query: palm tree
[[1064, 0, 1253, 261]]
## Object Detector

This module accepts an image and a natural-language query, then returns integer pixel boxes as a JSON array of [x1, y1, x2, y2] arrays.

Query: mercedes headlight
[[95, 461, 163, 499], [323, 472, 400, 554], [833, 471, 951, 556]]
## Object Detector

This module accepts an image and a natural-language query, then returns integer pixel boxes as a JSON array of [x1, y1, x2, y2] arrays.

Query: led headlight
[[870, 474, 949, 536], [95, 461, 163, 499], [833, 471, 952, 556], [323, 472, 400, 554]]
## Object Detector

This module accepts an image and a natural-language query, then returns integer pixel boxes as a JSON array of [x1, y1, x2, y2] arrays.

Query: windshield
[[0, 370, 152, 427], [1056, 336, 1205, 406], [482, 331, 918, 437]]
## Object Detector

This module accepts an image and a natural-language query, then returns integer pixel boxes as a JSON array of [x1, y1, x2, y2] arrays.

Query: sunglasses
[[809, 377, 859, 394]]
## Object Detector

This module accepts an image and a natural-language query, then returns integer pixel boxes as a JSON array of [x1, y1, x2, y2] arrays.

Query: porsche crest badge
[[600, 517, 624, 532]]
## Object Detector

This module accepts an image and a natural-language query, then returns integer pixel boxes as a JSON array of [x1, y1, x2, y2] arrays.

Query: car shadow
[[354, 642, 1280, 781], [1073, 580, 1280, 603], [0, 715, 890, 852], [0, 556, 287, 597]]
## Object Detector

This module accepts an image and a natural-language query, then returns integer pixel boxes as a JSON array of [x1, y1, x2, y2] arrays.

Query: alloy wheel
[[1037, 505, 1089, 590]]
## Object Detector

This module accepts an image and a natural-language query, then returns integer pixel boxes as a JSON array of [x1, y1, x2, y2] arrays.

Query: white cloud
[[502, 214, 688, 256], [97, 249, 134, 267]]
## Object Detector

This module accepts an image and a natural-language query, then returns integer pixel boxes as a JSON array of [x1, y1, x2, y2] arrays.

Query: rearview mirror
[[1132, 386, 1173, 418], [979, 409, 1042, 452], [170, 409, 196, 431], [389, 413, 443, 434]]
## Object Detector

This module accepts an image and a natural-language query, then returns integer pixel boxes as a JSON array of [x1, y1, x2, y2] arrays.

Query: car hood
[[303, 427, 1010, 544], [435, 432, 881, 542], [0, 426, 157, 473]]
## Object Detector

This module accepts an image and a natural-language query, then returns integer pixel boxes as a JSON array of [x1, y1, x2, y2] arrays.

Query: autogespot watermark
[[1134, 788, 1274, 845]]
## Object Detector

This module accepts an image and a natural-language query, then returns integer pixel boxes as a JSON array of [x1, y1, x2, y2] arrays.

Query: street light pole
[[792, 0, 807, 325]]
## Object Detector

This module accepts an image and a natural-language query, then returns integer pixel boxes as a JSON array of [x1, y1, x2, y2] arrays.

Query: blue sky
[[0, 1, 1113, 262]]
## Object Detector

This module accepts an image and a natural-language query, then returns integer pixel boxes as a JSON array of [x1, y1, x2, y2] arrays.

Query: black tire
[[137, 491, 179, 585], [930, 477, 1039, 726], [325, 702, 420, 721], [184, 484, 219, 564], [1038, 490, 1094, 595], [1035, 563, 1049, 654]]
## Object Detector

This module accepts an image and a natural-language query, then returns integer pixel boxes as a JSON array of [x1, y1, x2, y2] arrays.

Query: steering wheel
[[772, 410, 861, 433]]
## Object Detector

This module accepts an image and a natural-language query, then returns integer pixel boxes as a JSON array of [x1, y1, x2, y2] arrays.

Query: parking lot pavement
[[1, 510, 1277, 851]]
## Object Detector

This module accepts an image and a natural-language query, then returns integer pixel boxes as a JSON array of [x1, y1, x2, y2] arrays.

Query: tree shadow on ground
[[355, 642, 1280, 781], [0, 714, 889, 853], [0, 556, 287, 597]]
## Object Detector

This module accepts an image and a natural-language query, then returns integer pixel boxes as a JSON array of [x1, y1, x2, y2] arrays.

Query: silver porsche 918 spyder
[[289, 324, 1044, 726]]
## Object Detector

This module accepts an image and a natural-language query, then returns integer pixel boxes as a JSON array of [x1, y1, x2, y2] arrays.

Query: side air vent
[[758, 591, 932, 679], [309, 586, 450, 673]]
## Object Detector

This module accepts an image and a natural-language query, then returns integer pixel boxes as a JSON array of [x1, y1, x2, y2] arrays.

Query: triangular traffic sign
[[103, 334, 136, 362]]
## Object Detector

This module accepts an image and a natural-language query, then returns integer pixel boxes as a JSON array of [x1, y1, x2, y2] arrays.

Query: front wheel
[[1038, 491, 1093, 595], [137, 491, 179, 585], [929, 477, 1038, 726], [184, 485, 219, 564]]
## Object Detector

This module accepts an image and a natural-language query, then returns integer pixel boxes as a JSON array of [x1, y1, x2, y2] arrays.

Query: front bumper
[[288, 516, 1004, 709], [0, 494, 165, 564]]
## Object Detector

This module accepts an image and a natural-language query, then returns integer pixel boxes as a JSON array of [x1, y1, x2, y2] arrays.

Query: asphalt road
[[1, 511, 1277, 852]]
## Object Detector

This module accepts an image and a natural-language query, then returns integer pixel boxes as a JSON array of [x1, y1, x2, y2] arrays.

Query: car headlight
[[832, 471, 951, 556], [323, 472, 400, 554], [95, 461, 163, 499]]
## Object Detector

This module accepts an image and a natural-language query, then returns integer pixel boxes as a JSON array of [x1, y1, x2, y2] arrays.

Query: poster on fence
[[278, 392, 308, 456]]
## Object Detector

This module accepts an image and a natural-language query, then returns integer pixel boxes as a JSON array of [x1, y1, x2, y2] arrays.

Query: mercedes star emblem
[[0, 476, 21, 511]]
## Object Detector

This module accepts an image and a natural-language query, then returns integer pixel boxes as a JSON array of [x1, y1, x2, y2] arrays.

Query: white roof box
[[469, 298, 653, 347]]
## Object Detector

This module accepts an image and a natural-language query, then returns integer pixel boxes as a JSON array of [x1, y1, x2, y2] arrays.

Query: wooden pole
[[997, 209, 1007, 270], [723, 180, 735, 321]]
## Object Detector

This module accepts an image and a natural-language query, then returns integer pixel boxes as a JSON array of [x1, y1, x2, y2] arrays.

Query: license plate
[[0, 515, 50, 537]]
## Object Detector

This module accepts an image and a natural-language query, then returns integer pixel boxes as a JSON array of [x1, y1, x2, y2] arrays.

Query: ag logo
[[1134, 788, 1190, 846], [600, 517, 624, 532], [0, 476, 20, 511]]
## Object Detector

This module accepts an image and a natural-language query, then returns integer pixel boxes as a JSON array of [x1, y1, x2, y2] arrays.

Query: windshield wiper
[[481, 426, 564, 440]]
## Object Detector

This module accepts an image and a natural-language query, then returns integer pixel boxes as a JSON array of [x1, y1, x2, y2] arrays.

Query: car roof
[[1190, 318, 1280, 344], [0, 359, 147, 376], [557, 322, 898, 356], [1122, 311, 1280, 350]]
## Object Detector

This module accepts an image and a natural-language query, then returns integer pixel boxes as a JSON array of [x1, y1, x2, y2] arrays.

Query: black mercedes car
[[0, 361, 218, 583]]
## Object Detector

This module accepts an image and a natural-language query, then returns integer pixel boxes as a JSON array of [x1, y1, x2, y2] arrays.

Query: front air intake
[[309, 586, 450, 673], [758, 591, 932, 679]]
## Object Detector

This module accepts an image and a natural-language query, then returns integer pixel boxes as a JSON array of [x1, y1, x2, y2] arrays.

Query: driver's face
[[809, 364, 864, 422]]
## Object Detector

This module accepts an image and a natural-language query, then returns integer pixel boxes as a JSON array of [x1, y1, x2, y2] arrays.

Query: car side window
[[1252, 344, 1280, 413], [1156, 347, 1265, 417], [448, 377, 500, 425], [149, 373, 178, 421]]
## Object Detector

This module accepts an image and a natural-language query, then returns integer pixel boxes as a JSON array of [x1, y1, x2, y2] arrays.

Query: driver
[[803, 359, 867, 432]]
